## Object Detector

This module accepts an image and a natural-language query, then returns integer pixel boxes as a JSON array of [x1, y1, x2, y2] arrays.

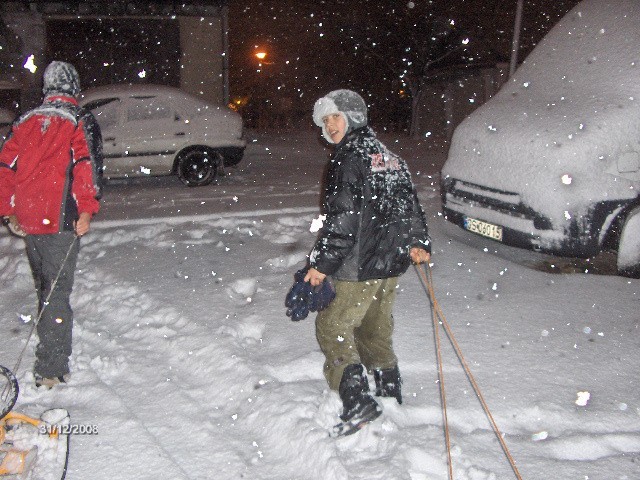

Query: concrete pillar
[[179, 16, 224, 105]]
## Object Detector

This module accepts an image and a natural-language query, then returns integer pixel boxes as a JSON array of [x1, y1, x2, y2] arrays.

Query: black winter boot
[[374, 365, 403, 404], [332, 364, 382, 437]]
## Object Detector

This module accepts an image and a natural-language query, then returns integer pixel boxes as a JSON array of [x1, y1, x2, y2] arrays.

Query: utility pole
[[221, 0, 230, 106], [509, 0, 524, 77]]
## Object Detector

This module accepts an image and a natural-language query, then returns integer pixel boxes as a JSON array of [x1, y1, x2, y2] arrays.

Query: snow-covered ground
[[1, 130, 639, 480]]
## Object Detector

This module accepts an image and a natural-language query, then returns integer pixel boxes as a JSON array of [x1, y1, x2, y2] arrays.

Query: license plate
[[464, 216, 503, 241]]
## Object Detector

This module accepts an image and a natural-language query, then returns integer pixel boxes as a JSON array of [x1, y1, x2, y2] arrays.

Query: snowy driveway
[[1, 131, 638, 479]]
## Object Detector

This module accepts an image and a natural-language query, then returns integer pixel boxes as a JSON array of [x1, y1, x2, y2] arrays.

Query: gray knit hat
[[43, 61, 80, 97], [313, 89, 368, 143]]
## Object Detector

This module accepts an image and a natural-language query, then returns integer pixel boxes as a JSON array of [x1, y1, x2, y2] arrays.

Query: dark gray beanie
[[313, 89, 368, 142], [43, 61, 80, 97]]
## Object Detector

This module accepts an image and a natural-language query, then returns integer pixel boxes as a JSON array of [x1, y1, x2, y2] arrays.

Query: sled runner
[[0, 366, 18, 422], [0, 409, 70, 480], [1, 365, 70, 480]]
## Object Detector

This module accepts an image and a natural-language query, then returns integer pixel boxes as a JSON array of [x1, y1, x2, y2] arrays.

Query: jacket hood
[[313, 89, 368, 143], [43, 61, 80, 97]]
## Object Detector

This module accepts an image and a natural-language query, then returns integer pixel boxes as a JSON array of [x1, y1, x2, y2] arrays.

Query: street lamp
[[254, 48, 273, 68], [251, 47, 276, 129]]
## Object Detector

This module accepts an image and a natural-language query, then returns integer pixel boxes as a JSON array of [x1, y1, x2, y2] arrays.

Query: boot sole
[[331, 403, 382, 437]]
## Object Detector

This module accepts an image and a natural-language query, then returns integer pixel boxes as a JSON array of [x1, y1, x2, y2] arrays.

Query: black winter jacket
[[310, 127, 430, 281]]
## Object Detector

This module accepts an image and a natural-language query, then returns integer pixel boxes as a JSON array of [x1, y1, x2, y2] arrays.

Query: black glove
[[285, 267, 335, 321], [309, 276, 336, 312], [285, 269, 312, 321]]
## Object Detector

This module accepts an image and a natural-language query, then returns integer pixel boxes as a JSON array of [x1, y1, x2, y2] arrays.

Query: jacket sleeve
[[309, 152, 363, 275], [409, 187, 431, 253], [71, 112, 103, 215], [0, 127, 19, 217]]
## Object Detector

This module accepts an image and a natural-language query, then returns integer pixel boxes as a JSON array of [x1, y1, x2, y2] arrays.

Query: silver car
[[80, 84, 245, 186]]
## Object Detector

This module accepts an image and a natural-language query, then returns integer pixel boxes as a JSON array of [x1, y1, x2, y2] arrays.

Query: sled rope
[[416, 263, 523, 480], [430, 280, 454, 480], [5, 236, 79, 389]]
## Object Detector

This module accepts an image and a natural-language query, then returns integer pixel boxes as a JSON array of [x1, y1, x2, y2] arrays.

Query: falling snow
[[0, 1, 638, 479], [0, 129, 637, 480]]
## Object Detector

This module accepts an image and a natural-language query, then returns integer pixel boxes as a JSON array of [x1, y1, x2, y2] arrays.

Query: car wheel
[[176, 148, 219, 187], [617, 206, 640, 278]]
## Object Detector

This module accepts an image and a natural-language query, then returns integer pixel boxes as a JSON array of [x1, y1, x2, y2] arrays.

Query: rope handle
[[429, 270, 454, 479], [416, 262, 523, 480]]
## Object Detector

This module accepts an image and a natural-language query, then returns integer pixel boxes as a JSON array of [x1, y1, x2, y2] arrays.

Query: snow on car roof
[[80, 84, 213, 106], [443, 0, 640, 223]]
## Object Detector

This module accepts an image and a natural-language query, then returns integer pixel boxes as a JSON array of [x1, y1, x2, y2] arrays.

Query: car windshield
[[84, 97, 120, 130]]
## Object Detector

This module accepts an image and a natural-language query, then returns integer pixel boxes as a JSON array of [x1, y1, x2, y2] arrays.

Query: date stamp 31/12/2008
[[39, 423, 99, 435]]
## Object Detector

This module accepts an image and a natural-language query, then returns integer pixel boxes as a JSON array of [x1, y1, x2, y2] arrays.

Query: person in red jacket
[[0, 61, 103, 389]]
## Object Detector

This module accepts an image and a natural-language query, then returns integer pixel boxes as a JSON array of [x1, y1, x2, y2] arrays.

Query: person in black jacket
[[305, 89, 431, 434]]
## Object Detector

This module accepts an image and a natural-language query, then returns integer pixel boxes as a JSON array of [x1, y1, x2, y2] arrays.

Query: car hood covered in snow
[[442, 0, 640, 227]]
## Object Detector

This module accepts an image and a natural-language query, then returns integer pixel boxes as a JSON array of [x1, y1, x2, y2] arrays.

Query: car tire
[[616, 206, 640, 278], [176, 148, 219, 187]]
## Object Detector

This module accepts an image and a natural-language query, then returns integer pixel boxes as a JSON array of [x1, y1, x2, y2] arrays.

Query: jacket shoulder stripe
[[20, 106, 78, 126]]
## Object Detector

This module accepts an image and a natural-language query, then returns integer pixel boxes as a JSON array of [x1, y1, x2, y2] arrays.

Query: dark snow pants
[[315, 277, 399, 391], [25, 233, 79, 378]]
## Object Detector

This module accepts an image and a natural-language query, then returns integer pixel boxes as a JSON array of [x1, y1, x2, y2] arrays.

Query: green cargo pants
[[316, 277, 399, 391]]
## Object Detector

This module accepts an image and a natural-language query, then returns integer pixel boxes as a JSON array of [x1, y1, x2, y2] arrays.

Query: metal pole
[[221, 0, 230, 106], [509, 0, 524, 78]]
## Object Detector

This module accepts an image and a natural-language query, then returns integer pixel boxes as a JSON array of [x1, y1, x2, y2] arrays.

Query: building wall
[[0, 7, 226, 112], [46, 18, 182, 90], [179, 16, 224, 105], [1, 10, 46, 111]]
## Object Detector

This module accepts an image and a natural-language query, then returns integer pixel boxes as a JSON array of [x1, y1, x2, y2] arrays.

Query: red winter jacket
[[0, 95, 103, 235]]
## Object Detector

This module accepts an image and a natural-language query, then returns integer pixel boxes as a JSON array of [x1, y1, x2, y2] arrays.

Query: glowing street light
[[254, 48, 273, 68]]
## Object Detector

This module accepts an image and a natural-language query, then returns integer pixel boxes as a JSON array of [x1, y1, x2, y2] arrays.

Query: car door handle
[[175, 132, 186, 136], [104, 137, 116, 142]]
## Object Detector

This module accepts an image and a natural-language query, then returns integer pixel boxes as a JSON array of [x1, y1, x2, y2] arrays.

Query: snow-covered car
[[441, 0, 640, 277], [80, 84, 246, 187]]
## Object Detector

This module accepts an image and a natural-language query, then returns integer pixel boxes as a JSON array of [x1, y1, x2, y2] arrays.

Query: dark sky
[[227, 0, 582, 124]]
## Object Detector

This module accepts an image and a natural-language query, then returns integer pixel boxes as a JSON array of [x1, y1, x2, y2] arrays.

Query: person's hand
[[74, 212, 91, 236], [304, 267, 327, 287], [285, 267, 336, 321], [2, 215, 26, 237], [410, 247, 430, 264]]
